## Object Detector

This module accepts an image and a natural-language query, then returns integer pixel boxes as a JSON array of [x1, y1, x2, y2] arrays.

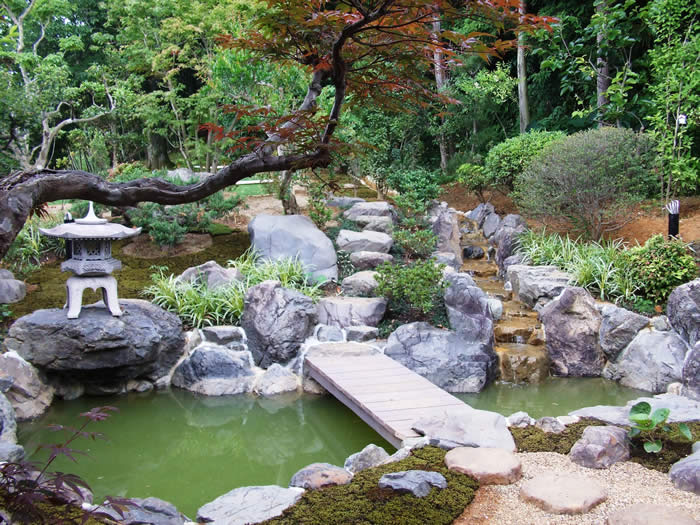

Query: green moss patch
[[207, 222, 234, 236], [512, 420, 700, 473], [264, 447, 478, 525], [510, 419, 606, 454], [9, 232, 250, 320]]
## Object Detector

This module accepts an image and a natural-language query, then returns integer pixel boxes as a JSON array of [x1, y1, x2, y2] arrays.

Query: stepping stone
[[289, 463, 352, 490], [606, 504, 697, 525], [444, 447, 522, 485], [519, 474, 607, 514]]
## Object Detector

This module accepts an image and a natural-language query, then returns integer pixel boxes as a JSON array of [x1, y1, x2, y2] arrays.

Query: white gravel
[[454, 452, 699, 524]]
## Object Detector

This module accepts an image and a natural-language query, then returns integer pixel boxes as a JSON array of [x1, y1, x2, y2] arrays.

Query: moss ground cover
[[8, 232, 250, 320], [263, 447, 478, 525], [511, 419, 700, 472]]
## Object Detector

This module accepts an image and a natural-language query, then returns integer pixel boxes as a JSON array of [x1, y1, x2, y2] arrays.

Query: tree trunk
[[146, 133, 173, 170], [278, 169, 300, 215], [596, 0, 611, 123], [517, 1, 530, 133], [433, 9, 448, 172]]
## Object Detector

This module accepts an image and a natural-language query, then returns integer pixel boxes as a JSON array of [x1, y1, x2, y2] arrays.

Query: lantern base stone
[[65, 275, 122, 319]]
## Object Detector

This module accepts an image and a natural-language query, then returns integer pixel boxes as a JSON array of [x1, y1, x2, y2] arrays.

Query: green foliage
[[4, 214, 65, 277], [306, 181, 333, 230], [386, 167, 442, 205], [266, 447, 478, 525], [517, 230, 697, 307], [375, 260, 447, 326], [392, 217, 438, 261], [336, 250, 356, 281], [624, 235, 697, 305], [514, 127, 658, 240], [628, 401, 692, 454], [483, 130, 566, 191], [455, 163, 489, 203], [144, 250, 323, 328]]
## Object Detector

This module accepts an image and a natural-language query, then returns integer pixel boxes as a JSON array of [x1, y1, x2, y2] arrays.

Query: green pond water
[[19, 379, 646, 518]]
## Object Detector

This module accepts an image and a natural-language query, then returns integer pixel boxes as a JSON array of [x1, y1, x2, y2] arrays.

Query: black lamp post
[[666, 200, 680, 239]]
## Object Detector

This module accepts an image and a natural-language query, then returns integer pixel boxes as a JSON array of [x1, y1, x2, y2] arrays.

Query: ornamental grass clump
[[144, 249, 323, 328]]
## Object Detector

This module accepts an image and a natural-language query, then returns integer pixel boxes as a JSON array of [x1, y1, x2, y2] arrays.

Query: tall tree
[[517, 0, 530, 132], [0, 0, 551, 259]]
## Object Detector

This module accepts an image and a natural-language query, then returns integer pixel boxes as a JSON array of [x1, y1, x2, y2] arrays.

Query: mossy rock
[[8, 232, 250, 320], [263, 447, 478, 525], [207, 222, 234, 236]]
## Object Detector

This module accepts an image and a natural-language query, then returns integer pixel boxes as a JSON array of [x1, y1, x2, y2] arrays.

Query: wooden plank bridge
[[305, 353, 470, 448]]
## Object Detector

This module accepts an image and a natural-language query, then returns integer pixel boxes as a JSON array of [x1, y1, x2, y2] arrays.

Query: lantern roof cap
[[39, 202, 141, 240]]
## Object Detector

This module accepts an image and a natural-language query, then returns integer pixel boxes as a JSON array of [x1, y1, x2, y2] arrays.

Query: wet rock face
[[241, 280, 316, 368], [540, 287, 605, 377], [3, 300, 185, 391]]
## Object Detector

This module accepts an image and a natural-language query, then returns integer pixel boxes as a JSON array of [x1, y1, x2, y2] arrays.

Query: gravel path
[[454, 452, 699, 524]]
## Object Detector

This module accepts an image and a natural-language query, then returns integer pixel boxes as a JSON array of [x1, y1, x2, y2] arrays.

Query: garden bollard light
[[666, 200, 679, 239]]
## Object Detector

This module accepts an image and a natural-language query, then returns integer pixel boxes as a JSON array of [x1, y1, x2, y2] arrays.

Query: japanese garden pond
[[19, 379, 648, 518]]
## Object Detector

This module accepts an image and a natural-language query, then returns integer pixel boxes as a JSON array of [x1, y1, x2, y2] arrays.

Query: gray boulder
[[501, 254, 524, 275], [0, 275, 26, 304], [171, 344, 255, 396], [540, 287, 605, 377], [343, 201, 395, 221], [344, 444, 390, 473], [428, 202, 462, 263], [491, 214, 527, 276], [569, 426, 630, 469], [314, 324, 345, 342], [0, 392, 17, 442], [345, 325, 378, 342], [507, 411, 535, 428], [200, 326, 246, 350], [535, 417, 566, 434], [101, 496, 188, 525], [669, 450, 700, 495], [176, 260, 242, 289], [317, 297, 387, 328], [241, 281, 316, 367], [0, 442, 24, 462], [608, 328, 688, 393], [253, 364, 299, 396], [385, 322, 498, 393], [433, 251, 461, 270], [349, 251, 393, 270], [412, 407, 516, 451], [289, 463, 352, 490], [0, 352, 53, 421], [353, 215, 394, 233], [378, 470, 447, 498], [4, 300, 185, 390], [682, 341, 700, 400], [467, 203, 495, 228], [506, 265, 572, 308], [444, 273, 493, 345], [341, 271, 379, 297], [336, 229, 393, 254], [197, 485, 304, 525], [599, 305, 649, 361], [667, 279, 700, 347], [482, 212, 502, 239], [248, 214, 337, 282], [326, 196, 365, 208]]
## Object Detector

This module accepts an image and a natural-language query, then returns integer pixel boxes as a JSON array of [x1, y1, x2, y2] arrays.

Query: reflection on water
[[19, 390, 393, 518], [458, 377, 648, 419]]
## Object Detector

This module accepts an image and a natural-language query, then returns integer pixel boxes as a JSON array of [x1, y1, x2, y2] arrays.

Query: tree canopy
[[0, 0, 552, 258]]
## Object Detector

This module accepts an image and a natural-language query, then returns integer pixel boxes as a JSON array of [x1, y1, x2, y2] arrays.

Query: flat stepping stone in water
[[444, 447, 522, 485], [197, 485, 304, 525], [289, 462, 352, 490], [378, 470, 447, 498], [519, 474, 607, 514], [606, 504, 698, 525]]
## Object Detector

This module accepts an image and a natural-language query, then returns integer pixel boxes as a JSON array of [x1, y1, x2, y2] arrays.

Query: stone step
[[494, 319, 536, 343], [494, 343, 549, 384]]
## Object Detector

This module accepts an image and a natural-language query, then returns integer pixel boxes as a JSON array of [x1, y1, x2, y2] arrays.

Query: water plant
[[628, 401, 692, 454]]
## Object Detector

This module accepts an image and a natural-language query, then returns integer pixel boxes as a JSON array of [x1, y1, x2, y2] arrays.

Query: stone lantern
[[40, 203, 141, 319]]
